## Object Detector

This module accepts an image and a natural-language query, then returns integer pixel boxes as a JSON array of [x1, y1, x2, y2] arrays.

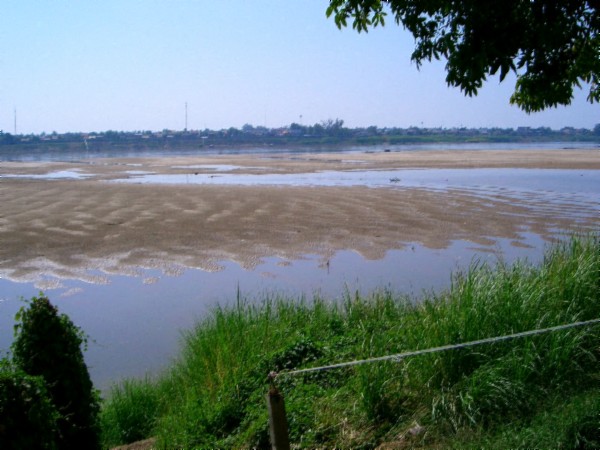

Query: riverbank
[[1, 148, 599, 285], [100, 235, 600, 448]]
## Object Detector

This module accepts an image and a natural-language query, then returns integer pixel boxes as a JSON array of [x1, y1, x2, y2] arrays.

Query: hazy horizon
[[3, 121, 599, 137], [2, 1, 598, 135]]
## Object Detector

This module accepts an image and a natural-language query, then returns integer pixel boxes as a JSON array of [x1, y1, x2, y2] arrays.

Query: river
[[0, 142, 598, 391]]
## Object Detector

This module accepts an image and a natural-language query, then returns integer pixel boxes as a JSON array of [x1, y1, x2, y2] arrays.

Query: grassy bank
[[100, 235, 600, 449]]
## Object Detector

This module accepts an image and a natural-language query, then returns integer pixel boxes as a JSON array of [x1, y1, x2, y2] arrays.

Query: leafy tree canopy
[[326, 0, 600, 112]]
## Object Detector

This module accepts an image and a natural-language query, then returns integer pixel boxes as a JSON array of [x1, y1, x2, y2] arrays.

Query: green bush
[[12, 295, 100, 450], [0, 359, 59, 450]]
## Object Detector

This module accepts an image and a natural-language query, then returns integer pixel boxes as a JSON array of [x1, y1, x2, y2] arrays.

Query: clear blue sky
[[1, 1, 598, 134]]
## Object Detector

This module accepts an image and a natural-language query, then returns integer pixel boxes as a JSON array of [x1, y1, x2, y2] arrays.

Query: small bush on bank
[[0, 359, 59, 450], [12, 295, 101, 450]]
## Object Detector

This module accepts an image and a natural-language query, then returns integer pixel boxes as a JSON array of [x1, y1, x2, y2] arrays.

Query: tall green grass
[[100, 235, 600, 449]]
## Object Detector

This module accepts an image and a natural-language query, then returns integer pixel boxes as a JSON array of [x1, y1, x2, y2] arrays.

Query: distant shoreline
[[1, 125, 598, 160], [1, 138, 599, 163]]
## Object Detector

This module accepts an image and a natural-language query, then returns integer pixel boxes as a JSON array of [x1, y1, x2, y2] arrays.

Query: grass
[[100, 235, 600, 449]]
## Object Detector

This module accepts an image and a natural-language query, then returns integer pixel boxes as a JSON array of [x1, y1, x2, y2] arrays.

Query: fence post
[[266, 372, 290, 450]]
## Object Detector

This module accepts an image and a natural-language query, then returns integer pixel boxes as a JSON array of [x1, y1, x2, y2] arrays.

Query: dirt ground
[[1, 148, 599, 284], [111, 437, 156, 450]]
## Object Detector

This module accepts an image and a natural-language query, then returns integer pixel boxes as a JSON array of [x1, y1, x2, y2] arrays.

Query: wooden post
[[266, 386, 290, 450]]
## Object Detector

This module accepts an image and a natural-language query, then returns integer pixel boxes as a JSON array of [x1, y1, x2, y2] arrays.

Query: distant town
[[1, 120, 599, 154]]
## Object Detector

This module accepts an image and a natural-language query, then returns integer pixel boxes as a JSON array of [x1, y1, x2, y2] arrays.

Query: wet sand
[[1, 148, 599, 283]]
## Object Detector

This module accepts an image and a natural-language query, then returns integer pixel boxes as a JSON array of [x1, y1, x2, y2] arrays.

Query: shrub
[[0, 359, 59, 449], [12, 295, 100, 450]]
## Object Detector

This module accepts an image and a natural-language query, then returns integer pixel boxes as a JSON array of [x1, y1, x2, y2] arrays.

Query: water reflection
[[0, 235, 550, 391]]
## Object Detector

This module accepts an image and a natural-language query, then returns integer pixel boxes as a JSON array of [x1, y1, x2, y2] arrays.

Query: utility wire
[[274, 317, 600, 378]]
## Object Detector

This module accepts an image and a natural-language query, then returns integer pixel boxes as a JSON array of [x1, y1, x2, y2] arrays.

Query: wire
[[275, 317, 600, 378]]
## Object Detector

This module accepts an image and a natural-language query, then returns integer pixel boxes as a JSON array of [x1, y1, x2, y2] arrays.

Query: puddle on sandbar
[[112, 167, 599, 192], [0, 169, 93, 180], [170, 164, 262, 171]]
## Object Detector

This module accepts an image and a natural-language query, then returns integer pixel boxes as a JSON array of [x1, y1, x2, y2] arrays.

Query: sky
[[0, 1, 598, 134]]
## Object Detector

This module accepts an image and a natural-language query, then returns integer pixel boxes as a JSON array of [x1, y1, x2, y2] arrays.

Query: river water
[[0, 142, 598, 391]]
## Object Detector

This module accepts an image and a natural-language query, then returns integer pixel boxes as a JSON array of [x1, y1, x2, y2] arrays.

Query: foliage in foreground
[[101, 235, 600, 448], [0, 360, 59, 450], [11, 295, 101, 450], [326, 1, 600, 112]]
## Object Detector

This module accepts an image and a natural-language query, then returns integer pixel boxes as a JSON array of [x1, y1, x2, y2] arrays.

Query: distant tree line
[[1, 121, 599, 153]]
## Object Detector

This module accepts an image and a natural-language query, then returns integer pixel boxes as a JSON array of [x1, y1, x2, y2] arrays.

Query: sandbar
[[1, 148, 599, 284]]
